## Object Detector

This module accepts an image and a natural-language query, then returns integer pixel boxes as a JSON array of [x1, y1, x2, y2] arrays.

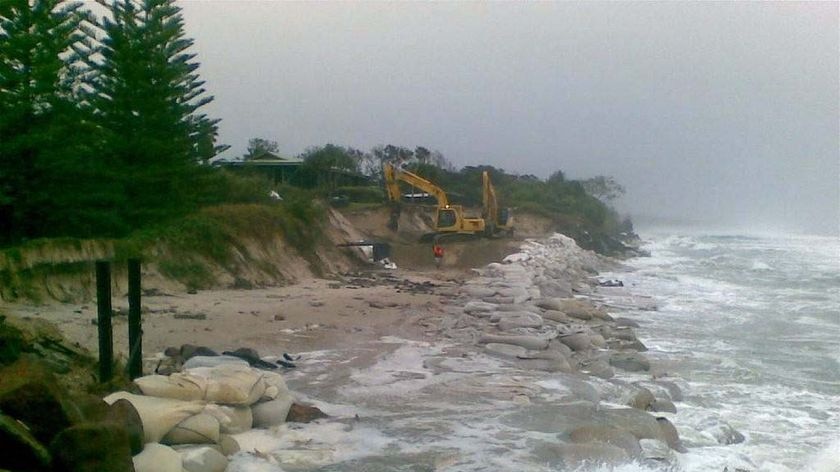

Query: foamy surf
[[605, 231, 840, 471], [221, 231, 838, 472]]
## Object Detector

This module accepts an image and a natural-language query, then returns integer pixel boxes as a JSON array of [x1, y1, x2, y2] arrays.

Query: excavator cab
[[384, 162, 486, 237], [436, 207, 458, 229]]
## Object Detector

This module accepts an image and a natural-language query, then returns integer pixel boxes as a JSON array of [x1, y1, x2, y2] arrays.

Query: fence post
[[127, 259, 142, 380], [95, 261, 113, 383]]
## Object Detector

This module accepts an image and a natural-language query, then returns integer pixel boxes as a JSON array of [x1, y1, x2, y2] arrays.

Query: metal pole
[[95, 261, 113, 383], [127, 259, 142, 380]]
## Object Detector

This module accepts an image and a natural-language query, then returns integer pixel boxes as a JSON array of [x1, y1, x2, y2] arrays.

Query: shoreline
[[3, 232, 700, 470]]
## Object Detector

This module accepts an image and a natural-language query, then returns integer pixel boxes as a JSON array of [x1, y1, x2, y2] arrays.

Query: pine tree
[[91, 0, 223, 226], [0, 0, 97, 242]]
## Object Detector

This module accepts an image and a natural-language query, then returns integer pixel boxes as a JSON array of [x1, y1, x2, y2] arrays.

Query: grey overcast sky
[[179, 1, 839, 236]]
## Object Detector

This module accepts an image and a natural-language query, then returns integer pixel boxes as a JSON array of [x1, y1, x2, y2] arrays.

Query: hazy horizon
[[179, 1, 838, 236]]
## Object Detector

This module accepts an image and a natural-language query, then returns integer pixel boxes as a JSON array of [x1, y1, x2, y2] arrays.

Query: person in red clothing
[[433, 242, 444, 268]]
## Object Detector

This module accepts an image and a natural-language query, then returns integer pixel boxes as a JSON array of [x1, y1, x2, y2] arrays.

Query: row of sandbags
[[104, 359, 299, 472], [456, 234, 652, 379]]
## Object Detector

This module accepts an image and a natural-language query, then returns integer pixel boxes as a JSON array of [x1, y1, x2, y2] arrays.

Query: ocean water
[[230, 231, 840, 472], [609, 231, 840, 471]]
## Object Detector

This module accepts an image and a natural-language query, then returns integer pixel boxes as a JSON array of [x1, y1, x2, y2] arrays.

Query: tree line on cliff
[[1, 0, 631, 250], [242, 141, 634, 243], [0, 0, 225, 245]]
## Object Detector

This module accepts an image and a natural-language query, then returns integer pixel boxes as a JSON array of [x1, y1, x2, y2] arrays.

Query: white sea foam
[[235, 230, 838, 472], [618, 231, 840, 471], [808, 438, 840, 472], [750, 260, 772, 271]]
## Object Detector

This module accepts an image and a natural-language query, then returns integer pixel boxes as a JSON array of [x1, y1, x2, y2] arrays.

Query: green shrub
[[158, 259, 214, 290], [0, 315, 24, 365], [191, 168, 274, 206]]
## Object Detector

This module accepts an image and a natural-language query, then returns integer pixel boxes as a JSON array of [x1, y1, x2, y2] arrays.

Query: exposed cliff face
[[0, 202, 626, 304], [0, 240, 115, 302], [0, 207, 367, 303]]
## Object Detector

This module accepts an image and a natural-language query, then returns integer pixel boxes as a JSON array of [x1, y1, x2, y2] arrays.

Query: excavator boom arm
[[383, 163, 449, 207], [482, 171, 499, 221]]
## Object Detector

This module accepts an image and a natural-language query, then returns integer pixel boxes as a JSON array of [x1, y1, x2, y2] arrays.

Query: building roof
[[214, 151, 304, 167]]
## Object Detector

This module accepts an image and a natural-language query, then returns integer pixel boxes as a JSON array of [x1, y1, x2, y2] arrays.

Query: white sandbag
[[539, 279, 573, 298], [495, 287, 530, 304], [590, 333, 606, 347], [490, 310, 540, 321], [494, 304, 539, 313], [463, 301, 497, 314], [134, 373, 207, 401], [218, 434, 241, 456], [542, 310, 571, 323], [203, 404, 253, 434], [518, 349, 567, 361], [464, 286, 496, 298], [478, 334, 549, 351], [185, 364, 267, 406], [260, 371, 290, 402], [162, 412, 220, 445], [535, 298, 564, 311], [105, 391, 205, 443], [133, 443, 182, 472], [485, 343, 527, 359], [495, 312, 543, 331], [559, 333, 592, 351], [482, 295, 514, 305], [252, 395, 294, 428], [550, 298, 608, 320], [180, 446, 229, 472], [503, 252, 530, 263], [182, 355, 250, 370]]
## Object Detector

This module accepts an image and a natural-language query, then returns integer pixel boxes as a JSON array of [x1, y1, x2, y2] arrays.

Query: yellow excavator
[[482, 171, 514, 236], [383, 162, 486, 237]]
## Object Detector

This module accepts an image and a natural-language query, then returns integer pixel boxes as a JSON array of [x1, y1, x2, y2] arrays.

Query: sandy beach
[[2, 268, 467, 363], [2, 233, 707, 471]]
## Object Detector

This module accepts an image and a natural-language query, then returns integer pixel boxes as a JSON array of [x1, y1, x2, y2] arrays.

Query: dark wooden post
[[95, 261, 113, 383], [127, 259, 142, 380]]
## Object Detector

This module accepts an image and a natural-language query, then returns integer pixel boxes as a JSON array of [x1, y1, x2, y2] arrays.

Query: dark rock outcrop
[[0, 357, 72, 444], [286, 403, 328, 423], [106, 399, 145, 455], [49, 423, 134, 472], [0, 412, 51, 471]]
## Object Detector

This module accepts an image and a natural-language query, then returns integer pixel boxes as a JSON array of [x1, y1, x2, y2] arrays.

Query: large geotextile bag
[[162, 413, 220, 445], [260, 371, 291, 402], [105, 391, 205, 443], [132, 443, 183, 472], [252, 395, 294, 428], [134, 373, 207, 401], [203, 404, 253, 434], [186, 364, 267, 406]]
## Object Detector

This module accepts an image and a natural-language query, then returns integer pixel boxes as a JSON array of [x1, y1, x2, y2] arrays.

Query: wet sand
[[1, 268, 464, 363]]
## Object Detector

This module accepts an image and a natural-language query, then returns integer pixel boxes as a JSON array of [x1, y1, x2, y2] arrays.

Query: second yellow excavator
[[482, 171, 514, 236], [383, 162, 486, 236]]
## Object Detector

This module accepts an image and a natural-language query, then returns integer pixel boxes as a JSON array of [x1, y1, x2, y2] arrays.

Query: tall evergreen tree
[[0, 0, 97, 242], [91, 0, 222, 226]]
